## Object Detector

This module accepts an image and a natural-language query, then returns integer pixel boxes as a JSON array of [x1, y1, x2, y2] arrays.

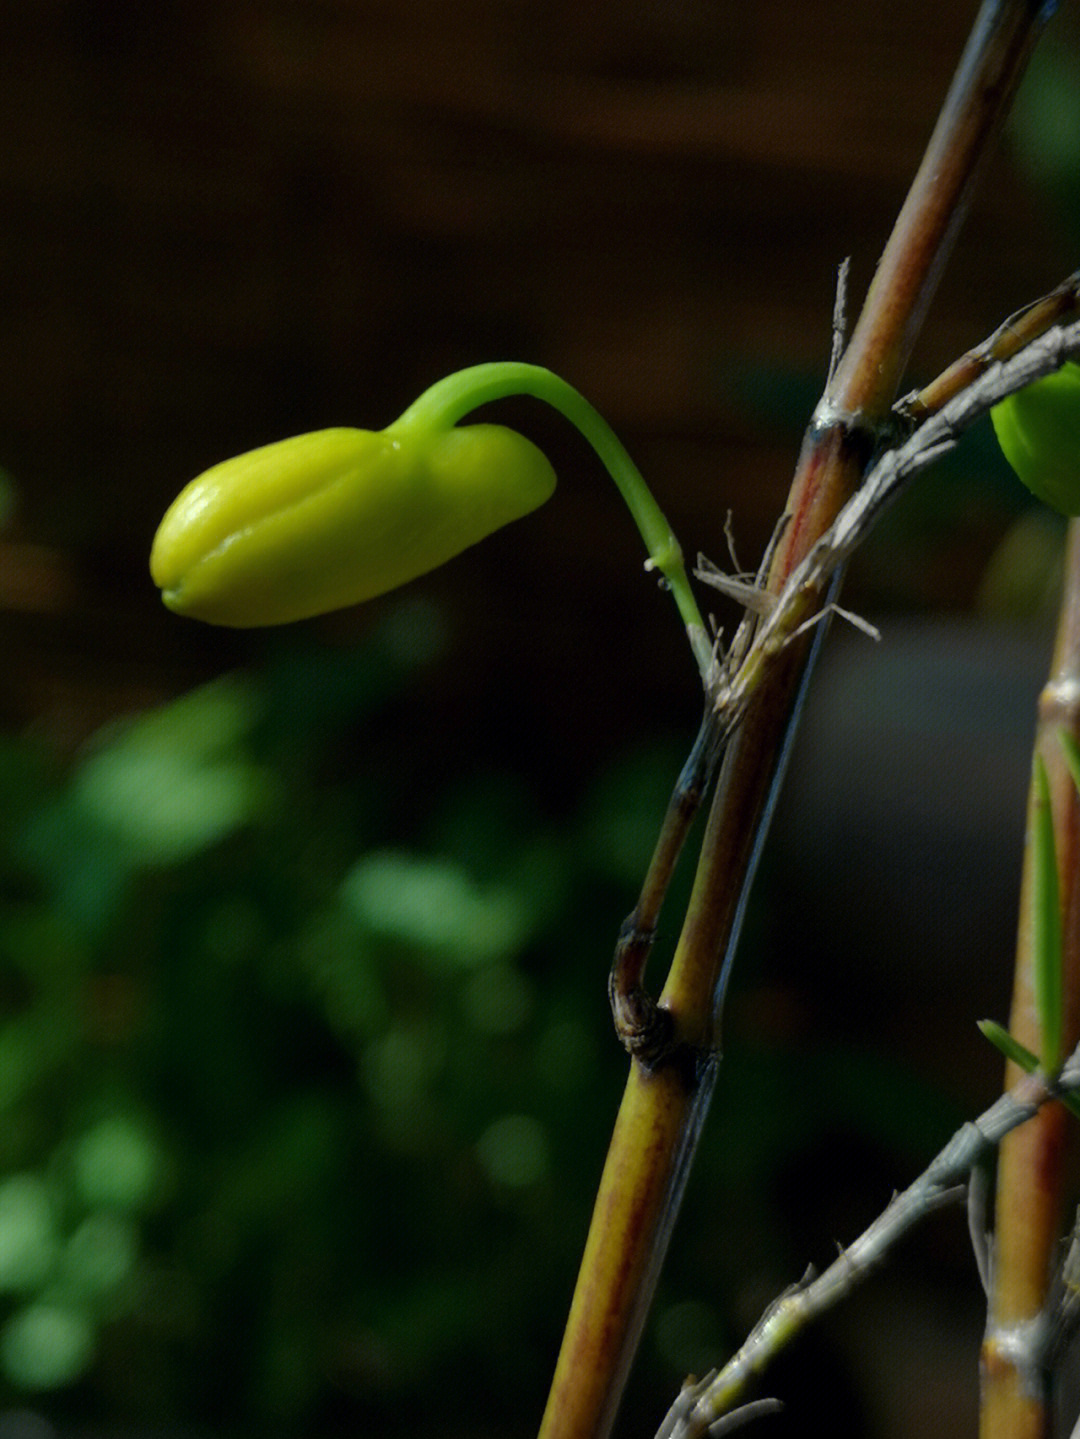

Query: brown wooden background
[[1, 0, 1073, 770]]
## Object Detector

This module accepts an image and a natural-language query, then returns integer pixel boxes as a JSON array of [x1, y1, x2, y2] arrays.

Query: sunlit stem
[[609, 705, 726, 1059], [395, 364, 713, 680]]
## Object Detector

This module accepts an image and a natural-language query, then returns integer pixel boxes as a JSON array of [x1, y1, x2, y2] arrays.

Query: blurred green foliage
[[0, 596, 967, 1438], [0, 599, 672, 1435], [1008, 24, 1080, 245]]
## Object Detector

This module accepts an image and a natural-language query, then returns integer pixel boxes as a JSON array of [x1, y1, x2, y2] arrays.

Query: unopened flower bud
[[151, 421, 556, 626]]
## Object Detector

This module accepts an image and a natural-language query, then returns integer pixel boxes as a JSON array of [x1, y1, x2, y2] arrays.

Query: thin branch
[[657, 1053, 1080, 1439], [709, 319, 1080, 737], [609, 708, 726, 1062], [827, 258, 851, 389], [609, 508, 795, 1062], [819, 0, 1056, 420], [899, 270, 1080, 423]]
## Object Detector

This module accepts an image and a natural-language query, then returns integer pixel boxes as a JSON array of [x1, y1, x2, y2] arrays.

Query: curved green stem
[[394, 363, 713, 680]]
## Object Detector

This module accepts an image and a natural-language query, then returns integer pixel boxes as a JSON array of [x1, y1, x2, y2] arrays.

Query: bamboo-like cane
[[538, 4, 1056, 1437]]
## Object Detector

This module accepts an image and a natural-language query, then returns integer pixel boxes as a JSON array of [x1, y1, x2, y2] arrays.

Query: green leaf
[[340, 850, 530, 966], [978, 1019, 1080, 1121], [71, 1117, 164, 1213], [1031, 756, 1064, 1076], [0, 1176, 60, 1294], [977, 1018, 1041, 1073]]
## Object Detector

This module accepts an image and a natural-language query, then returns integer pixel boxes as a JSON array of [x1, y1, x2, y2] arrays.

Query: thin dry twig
[[655, 1392, 783, 1439], [657, 1051, 1080, 1439], [969, 1157, 993, 1296], [900, 270, 1080, 423]]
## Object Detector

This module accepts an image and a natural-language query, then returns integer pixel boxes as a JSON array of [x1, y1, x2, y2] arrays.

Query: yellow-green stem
[[396, 363, 711, 676]]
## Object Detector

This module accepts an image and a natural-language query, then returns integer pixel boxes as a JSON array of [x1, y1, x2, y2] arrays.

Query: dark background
[[2, 0, 1072, 752], [1, 2, 1078, 1436]]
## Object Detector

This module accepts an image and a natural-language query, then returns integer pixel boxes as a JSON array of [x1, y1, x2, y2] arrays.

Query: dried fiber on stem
[[706, 319, 1080, 738]]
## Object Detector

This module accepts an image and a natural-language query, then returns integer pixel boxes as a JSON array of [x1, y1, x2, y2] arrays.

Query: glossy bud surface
[[151, 423, 556, 626]]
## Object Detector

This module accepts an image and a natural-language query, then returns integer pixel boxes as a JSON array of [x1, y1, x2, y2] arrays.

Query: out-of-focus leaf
[[70, 1117, 165, 1214], [59, 1213, 139, 1301], [976, 509, 1065, 622], [341, 850, 530, 966], [475, 1113, 550, 1189], [68, 675, 269, 868], [0, 1302, 95, 1390], [0, 1176, 59, 1294], [581, 742, 688, 885], [1008, 34, 1080, 194]]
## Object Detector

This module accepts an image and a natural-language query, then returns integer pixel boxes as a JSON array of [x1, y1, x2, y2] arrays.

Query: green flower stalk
[[151, 364, 711, 676]]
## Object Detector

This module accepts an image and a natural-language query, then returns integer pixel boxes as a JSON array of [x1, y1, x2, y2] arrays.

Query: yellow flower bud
[[991, 361, 1080, 517], [150, 422, 556, 626]]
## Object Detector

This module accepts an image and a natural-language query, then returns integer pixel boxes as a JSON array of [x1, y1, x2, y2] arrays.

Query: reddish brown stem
[[825, 0, 1052, 421]]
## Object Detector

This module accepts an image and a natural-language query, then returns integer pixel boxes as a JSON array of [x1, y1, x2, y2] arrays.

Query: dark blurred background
[[1, 2, 1079, 1436]]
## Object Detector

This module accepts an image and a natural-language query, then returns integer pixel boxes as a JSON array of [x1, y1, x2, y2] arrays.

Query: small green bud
[[991, 361, 1080, 516], [150, 421, 556, 627]]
